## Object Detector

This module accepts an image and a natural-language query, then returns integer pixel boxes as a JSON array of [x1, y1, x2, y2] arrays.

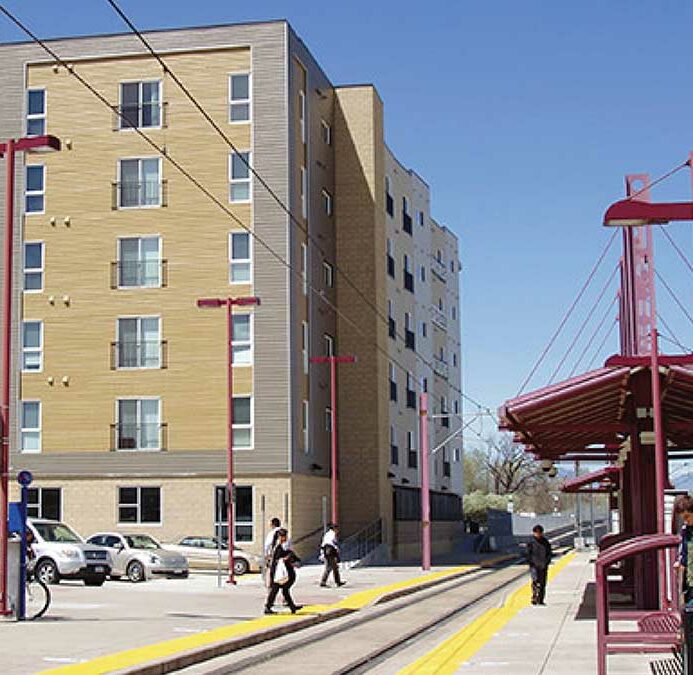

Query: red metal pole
[[226, 299, 236, 585], [0, 139, 15, 615], [419, 393, 431, 571], [330, 357, 338, 525]]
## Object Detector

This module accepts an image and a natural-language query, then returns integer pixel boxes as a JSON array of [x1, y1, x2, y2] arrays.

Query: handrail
[[596, 533, 679, 568]]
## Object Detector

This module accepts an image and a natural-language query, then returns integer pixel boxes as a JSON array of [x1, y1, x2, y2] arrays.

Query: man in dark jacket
[[526, 524, 552, 605]]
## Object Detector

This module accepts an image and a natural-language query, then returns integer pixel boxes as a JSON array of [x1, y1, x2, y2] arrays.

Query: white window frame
[[116, 316, 161, 370], [302, 320, 309, 375], [323, 261, 334, 288], [300, 166, 307, 219], [302, 399, 309, 453], [25, 164, 45, 215], [26, 88, 46, 137], [301, 243, 308, 296], [322, 189, 333, 216], [233, 395, 253, 450], [229, 151, 252, 204], [298, 89, 306, 144], [117, 157, 162, 209], [387, 300, 394, 319], [324, 333, 334, 357], [407, 372, 415, 392], [403, 196, 410, 216], [405, 312, 412, 332], [228, 72, 251, 124], [321, 119, 331, 145], [118, 80, 162, 130], [403, 254, 411, 274], [232, 313, 253, 366], [229, 231, 252, 285], [115, 397, 162, 452], [22, 320, 43, 372], [389, 362, 396, 383], [407, 431, 415, 452], [23, 241, 44, 293], [117, 486, 162, 525], [117, 235, 162, 289], [20, 400, 41, 454]]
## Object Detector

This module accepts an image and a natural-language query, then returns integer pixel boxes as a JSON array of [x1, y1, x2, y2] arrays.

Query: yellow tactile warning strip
[[398, 553, 577, 675], [40, 564, 481, 674]]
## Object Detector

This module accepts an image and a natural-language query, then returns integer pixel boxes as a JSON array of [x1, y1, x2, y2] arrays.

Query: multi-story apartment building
[[0, 20, 462, 558]]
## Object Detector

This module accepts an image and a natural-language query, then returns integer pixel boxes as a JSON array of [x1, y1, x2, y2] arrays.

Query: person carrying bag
[[264, 528, 303, 614]]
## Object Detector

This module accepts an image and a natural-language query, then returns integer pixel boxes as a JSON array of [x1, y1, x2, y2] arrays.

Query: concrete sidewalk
[[0, 558, 496, 674], [448, 552, 672, 674]]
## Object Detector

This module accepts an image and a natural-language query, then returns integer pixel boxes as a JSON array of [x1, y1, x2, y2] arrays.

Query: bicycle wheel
[[25, 577, 50, 620]]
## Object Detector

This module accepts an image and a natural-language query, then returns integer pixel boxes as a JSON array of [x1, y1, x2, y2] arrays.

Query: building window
[[324, 333, 335, 357], [118, 486, 161, 524], [441, 396, 450, 428], [323, 261, 334, 288], [302, 321, 309, 375], [23, 242, 44, 292], [116, 399, 161, 451], [229, 152, 252, 203], [118, 158, 161, 208], [302, 399, 309, 452], [298, 89, 306, 144], [454, 448, 461, 463], [390, 425, 398, 465], [322, 189, 333, 216], [229, 73, 251, 123], [233, 396, 253, 449], [300, 166, 307, 218], [22, 321, 43, 372], [406, 373, 416, 409], [454, 400, 460, 414], [27, 487, 61, 520], [403, 255, 414, 293], [453, 353, 457, 367], [385, 176, 394, 217], [389, 362, 397, 402], [321, 119, 331, 145], [325, 407, 332, 433], [388, 300, 396, 339], [402, 197, 412, 234], [214, 485, 253, 543], [229, 232, 252, 284], [386, 239, 395, 278], [451, 305, 457, 321], [25, 165, 45, 214], [21, 401, 41, 453], [407, 431, 417, 468], [450, 259, 455, 272], [26, 89, 46, 136], [420, 321, 427, 338], [116, 317, 160, 369], [418, 211, 425, 227], [405, 313, 415, 350], [119, 81, 161, 129], [420, 265, 426, 283], [301, 243, 308, 295], [117, 236, 162, 288], [232, 314, 252, 365], [421, 377, 428, 393]]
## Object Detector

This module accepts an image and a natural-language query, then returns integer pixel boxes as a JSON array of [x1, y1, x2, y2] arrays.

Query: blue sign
[[8, 502, 22, 533]]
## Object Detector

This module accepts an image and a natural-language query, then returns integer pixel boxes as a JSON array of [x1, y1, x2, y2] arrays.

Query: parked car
[[162, 536, 261, 575], [28, 519, 111, 586], [86, 532, 188, 583]]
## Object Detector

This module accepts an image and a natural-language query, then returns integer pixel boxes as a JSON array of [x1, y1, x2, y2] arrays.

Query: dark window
[[27, 487, 61, 520], [389, 317, 396, 339], [402, 200, 412, 234], [408, 450, 418, 469], [441, 414, 450, 429], [214, 485, 253, 543], [118, 486, 160, 523], [391, 444, 399, 465], [443, 461, 451, 477], [387, 254, 395, 278], [405, 330, 416, 351], [406, 388, 416, 409], [404, 270, 414, 293], [390, 379, 398, 402], [386, 192, 394, 217]]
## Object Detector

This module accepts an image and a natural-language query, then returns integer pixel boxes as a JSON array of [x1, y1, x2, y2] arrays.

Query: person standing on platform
[[526, 524, 552, 605], [319, 523, 345, 588]]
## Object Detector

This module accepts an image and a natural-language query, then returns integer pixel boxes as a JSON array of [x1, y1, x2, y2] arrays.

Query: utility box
[[7, 538, 20, 619]]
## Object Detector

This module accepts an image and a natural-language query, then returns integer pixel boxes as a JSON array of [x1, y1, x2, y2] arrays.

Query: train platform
[[403, 550, 678, 674]]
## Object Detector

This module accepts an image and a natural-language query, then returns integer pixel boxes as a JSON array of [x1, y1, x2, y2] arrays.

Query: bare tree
[[482, 434, 544, 495]]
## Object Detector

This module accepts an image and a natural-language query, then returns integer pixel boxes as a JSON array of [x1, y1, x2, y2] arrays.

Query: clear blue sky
[[2, 1, 692, 415]]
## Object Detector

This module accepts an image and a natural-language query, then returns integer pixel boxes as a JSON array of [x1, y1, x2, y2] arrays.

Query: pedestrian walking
[[263, 517, 281, 588], [264, 529, 303, 615], [319, 523, 345, 588], [675, 496, 693, 602], [526, 524, 552, 605]]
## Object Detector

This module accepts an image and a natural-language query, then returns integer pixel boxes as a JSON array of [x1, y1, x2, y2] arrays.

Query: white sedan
[[162, 536, 261, 575]]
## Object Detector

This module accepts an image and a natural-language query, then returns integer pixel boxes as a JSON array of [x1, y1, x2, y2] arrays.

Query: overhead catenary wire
[[568, 295, 619, 378], [656, 311, 692, 352], [547, 262, 620, 384], [586, 318, 618, 370], [655, 270, 693, 327], [0, 4, 487, 418], [659, 225, 693, 278]]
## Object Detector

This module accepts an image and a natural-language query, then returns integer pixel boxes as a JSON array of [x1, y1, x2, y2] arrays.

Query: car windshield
[[33, 523, 82, 543], [126, 534, 160, 550]]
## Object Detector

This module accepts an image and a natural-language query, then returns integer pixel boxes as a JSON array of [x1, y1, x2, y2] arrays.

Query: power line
[[659, 225, 693, 278], [622, 161, 690, 202], [547, 263, 619, 384], [0, 4, 489, 418], [568, 295, 618, 378], [516, 229, 618, 396], [586, 318, 618, 370]]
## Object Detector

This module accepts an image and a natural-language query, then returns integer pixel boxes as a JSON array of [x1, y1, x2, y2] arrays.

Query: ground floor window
[[214, 485, 253, 543], [27, 487, 61, 520], [118, 486, 161, 524]]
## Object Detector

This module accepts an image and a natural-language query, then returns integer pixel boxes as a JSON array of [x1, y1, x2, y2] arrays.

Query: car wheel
[[35, 559, 60, 585], [84, 575, 106, 587], [233, 558, 249, 576], [127, 561, 146, 583]]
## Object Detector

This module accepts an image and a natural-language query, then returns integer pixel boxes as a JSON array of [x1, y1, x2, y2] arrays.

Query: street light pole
[[310, 354, 356, 525], [0, 134, 60, 616], [419, 393, 431, 571], [197, 295, 260, 585]]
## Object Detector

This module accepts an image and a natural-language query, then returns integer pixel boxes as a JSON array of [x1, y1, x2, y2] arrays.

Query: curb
[[120, 562, 511, 674]]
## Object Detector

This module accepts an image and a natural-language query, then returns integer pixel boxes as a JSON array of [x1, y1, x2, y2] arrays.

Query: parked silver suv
[[28, 519, 110, 586]]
